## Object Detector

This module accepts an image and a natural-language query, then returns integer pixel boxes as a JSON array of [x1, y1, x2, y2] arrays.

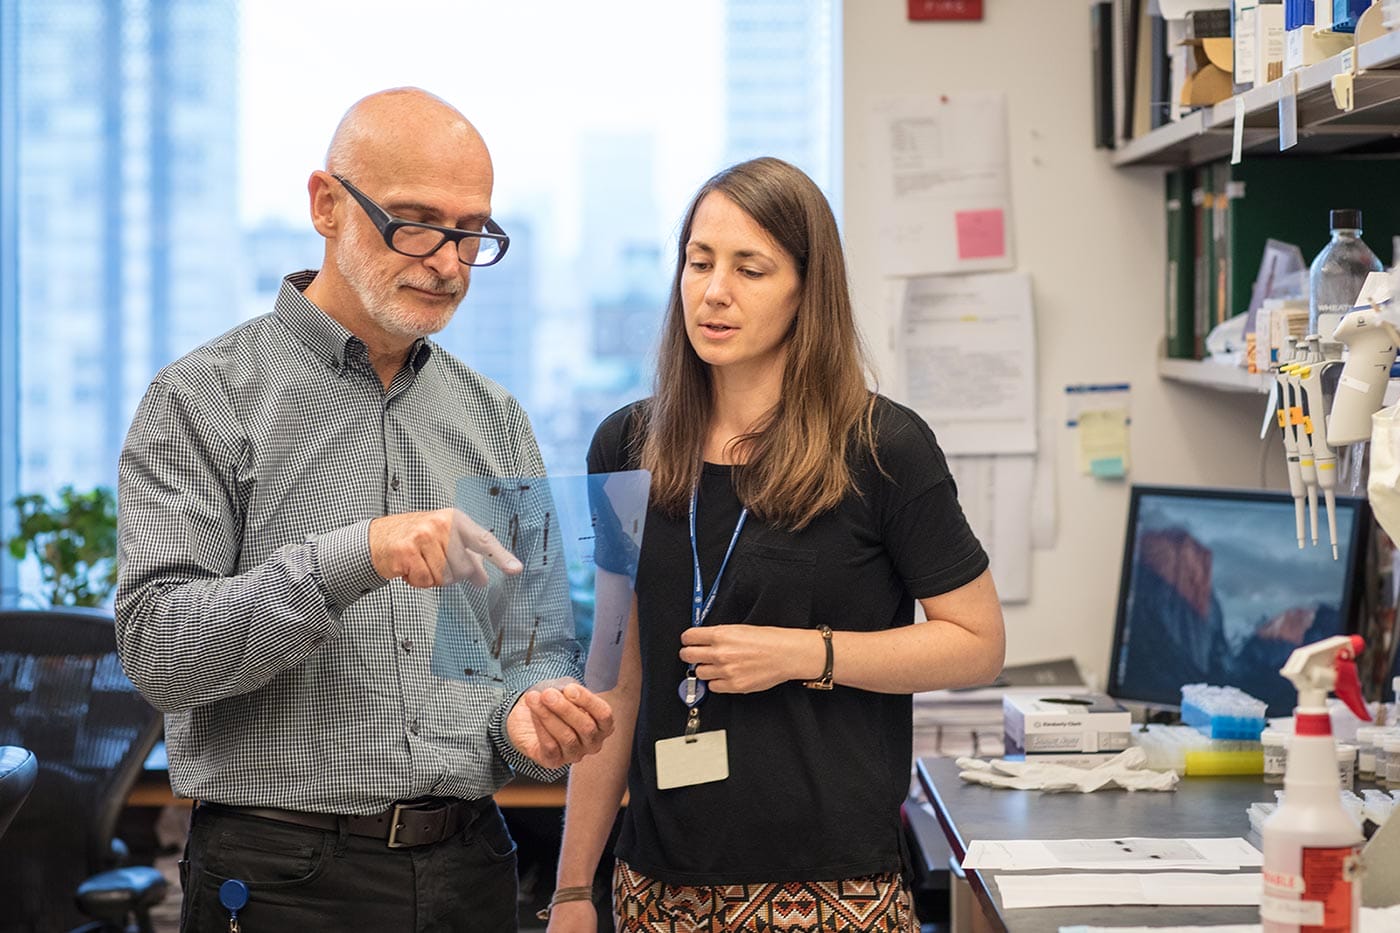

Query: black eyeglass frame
[[332, 174, 510, 267]]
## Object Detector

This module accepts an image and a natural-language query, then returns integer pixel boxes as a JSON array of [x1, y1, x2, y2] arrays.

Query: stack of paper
[[963, 837, 1263, 872], [964, 836, 1265, 910], [913, 657, 1087, 759]]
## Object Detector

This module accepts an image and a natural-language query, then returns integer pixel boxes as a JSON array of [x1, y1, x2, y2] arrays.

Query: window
[[0, 0, 839, 601]]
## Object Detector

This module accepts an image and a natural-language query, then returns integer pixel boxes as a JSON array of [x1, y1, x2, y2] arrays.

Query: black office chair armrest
[[0, 746, 38, 840], [74, 865, 168, 927]]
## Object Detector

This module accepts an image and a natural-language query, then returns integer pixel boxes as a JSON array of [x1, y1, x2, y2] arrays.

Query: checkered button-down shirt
[[116, 271, 575, 812]]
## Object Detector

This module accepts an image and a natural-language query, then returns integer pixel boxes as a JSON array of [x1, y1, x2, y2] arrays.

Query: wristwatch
[[803, 624, 834, 690]]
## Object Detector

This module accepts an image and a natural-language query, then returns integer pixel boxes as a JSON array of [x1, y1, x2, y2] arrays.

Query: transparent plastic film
[[431, 471, 650, 693]]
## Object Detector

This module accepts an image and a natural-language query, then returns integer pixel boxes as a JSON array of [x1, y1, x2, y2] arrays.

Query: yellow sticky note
[[1078, 408, 1130, 478]]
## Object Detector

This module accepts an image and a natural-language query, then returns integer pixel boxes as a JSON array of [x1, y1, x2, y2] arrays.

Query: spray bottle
[[1260, 634, 1372, 932]]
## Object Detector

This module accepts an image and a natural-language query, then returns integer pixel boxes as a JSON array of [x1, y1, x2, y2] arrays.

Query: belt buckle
[[386, 802, 414, 849], [386, 799, 450, 849]]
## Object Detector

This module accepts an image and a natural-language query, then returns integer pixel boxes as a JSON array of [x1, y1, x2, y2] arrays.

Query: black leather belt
[[201, 797, 491, 849]]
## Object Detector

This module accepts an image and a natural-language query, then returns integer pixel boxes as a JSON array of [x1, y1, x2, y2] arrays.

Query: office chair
[[0, 607, 168, 933], [0, 745, 38, 840]]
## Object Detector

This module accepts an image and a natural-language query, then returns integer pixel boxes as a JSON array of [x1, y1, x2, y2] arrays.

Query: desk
[[916, 755, 1268, 933], [128, 771, 568, 809]]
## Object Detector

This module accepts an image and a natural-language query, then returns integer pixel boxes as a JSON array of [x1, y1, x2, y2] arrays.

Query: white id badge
[[654, 730, 729, 790]]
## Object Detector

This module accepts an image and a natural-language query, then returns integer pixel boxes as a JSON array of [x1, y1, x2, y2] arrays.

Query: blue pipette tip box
[[1179, 684, 1267, 740]]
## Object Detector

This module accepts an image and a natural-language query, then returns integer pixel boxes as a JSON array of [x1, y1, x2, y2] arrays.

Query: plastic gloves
[[956, 747, 1179, 793]]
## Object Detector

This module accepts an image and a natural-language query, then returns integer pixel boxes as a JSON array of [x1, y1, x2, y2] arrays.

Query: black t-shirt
[[587, 394, 988, 885]]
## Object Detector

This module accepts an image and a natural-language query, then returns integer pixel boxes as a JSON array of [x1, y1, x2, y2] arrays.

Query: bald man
[[116, 88, 613, 931]]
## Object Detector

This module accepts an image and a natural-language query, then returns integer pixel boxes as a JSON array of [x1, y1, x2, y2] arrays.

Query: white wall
[[842, 1, 1283, 685]]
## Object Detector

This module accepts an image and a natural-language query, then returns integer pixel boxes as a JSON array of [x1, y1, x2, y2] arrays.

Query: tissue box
[[1003, 693, 1133, 757]]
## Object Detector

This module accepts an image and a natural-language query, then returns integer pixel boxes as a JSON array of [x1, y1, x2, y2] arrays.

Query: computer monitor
[[1107, 484, 1370, 718]]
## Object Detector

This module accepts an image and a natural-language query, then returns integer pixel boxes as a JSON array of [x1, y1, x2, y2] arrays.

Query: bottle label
[[1261, 891, 1322, 926], [1261, 846, 1361, 932]]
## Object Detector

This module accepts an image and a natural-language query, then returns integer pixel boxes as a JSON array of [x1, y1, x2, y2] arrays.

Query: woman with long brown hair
[[546, 157, 1004, 933]]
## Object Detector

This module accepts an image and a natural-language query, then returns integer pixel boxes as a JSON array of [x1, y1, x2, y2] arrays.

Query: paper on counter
[[1057, 906, 1400, 932], [997, 871, 1260, 909], [963, 837, 1262, 871], [1059, 926, 1259, 933]]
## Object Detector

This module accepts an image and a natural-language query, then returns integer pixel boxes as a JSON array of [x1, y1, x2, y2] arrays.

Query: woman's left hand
[[678, 624, 824, 693]]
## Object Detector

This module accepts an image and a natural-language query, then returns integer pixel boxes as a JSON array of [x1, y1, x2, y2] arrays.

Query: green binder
[[1164, 167, 1195, 359], [1192, 165, 1214, 360]]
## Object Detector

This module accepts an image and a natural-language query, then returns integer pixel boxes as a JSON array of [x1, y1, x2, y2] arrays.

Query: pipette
[[1274, 338, 1307, 548], [1296, 335, 1344, 559], [1284, 340, 1320, 546], [1326, 305, 1400, 447]]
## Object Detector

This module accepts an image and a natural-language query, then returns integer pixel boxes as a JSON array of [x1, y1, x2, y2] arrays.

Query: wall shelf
[[1135, 30, 1400, 396], [1113, 29, 1400, 168], [1159, 356, 1400, 408], [1157, 357, 1272, 394]]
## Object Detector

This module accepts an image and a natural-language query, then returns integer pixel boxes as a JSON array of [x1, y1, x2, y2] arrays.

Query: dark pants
[[179, 803, 519, 932]]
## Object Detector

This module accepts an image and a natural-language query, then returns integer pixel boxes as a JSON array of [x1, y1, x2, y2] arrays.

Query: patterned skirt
[[612, 860, 916, 933]]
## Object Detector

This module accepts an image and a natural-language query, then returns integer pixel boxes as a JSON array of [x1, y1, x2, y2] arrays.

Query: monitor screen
[[1107, 485, 1369, 718]]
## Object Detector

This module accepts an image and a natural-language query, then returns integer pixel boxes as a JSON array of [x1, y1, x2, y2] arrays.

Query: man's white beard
[[336, 223, 465, 338]]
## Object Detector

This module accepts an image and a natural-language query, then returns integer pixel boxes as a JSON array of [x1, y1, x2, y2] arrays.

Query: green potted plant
[[5, 484, 119, 607]]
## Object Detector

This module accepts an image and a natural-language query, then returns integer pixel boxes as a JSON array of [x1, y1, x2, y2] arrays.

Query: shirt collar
[[274, 270, 435, 373]]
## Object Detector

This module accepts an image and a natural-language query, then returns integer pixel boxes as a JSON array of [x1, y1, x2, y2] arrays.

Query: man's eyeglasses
[[333, 174, 509, 267]]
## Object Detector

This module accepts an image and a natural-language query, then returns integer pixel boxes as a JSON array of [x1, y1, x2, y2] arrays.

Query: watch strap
[[803, 624, 834, 690]]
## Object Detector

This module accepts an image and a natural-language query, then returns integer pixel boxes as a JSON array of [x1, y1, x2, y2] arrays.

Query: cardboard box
[[1180, 38, 1234, 107], [1283, 25, 1351, 74], [1003, 693, 1133, 757]]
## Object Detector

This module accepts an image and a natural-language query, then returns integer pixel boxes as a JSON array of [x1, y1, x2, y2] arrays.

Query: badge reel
[[655, 671, 729, 790]]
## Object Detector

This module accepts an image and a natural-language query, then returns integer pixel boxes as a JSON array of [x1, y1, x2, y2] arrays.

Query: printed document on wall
[[948, 454, 1033, 603], [899, 271, 1036, 455], [868, 92, 1013, 276]]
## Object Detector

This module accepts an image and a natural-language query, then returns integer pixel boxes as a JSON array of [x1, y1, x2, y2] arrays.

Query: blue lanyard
[[681, 484, 748, 712], [689, 485, 748, 630]]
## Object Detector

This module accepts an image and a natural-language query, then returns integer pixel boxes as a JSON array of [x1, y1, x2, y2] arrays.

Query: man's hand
[[369, 508, 522, 588], [678, 624, 824, 693], [507, 680, 615, 770]]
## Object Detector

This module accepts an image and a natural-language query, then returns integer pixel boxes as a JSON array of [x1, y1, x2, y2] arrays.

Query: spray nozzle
[[1279, 634, 1372, 721]]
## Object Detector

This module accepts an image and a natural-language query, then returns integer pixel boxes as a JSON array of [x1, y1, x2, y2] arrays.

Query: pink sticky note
[[955, 209, 1005, 260]]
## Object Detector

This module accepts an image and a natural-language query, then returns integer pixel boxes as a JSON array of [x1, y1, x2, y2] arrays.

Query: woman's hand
[[678, 624, 825, 693], [544, 897, 598, 933]]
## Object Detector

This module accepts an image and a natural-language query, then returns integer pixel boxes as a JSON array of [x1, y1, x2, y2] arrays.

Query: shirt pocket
[[721, 542, 817, 630]]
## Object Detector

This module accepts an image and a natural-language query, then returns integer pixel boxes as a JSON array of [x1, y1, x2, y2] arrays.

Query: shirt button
[[390, 474, 401, 492], [408, 719, 420, 735], [401, 639, 413, 653]]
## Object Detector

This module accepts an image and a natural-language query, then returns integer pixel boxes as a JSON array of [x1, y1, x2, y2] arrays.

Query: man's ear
[[308, 171, 338, 238]]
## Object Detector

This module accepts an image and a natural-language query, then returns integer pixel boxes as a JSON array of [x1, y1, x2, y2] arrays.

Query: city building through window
[[0, 0, 839, 602]]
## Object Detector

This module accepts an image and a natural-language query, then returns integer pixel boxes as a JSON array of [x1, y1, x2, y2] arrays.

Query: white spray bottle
[[1261, 634, 1372, 932]]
